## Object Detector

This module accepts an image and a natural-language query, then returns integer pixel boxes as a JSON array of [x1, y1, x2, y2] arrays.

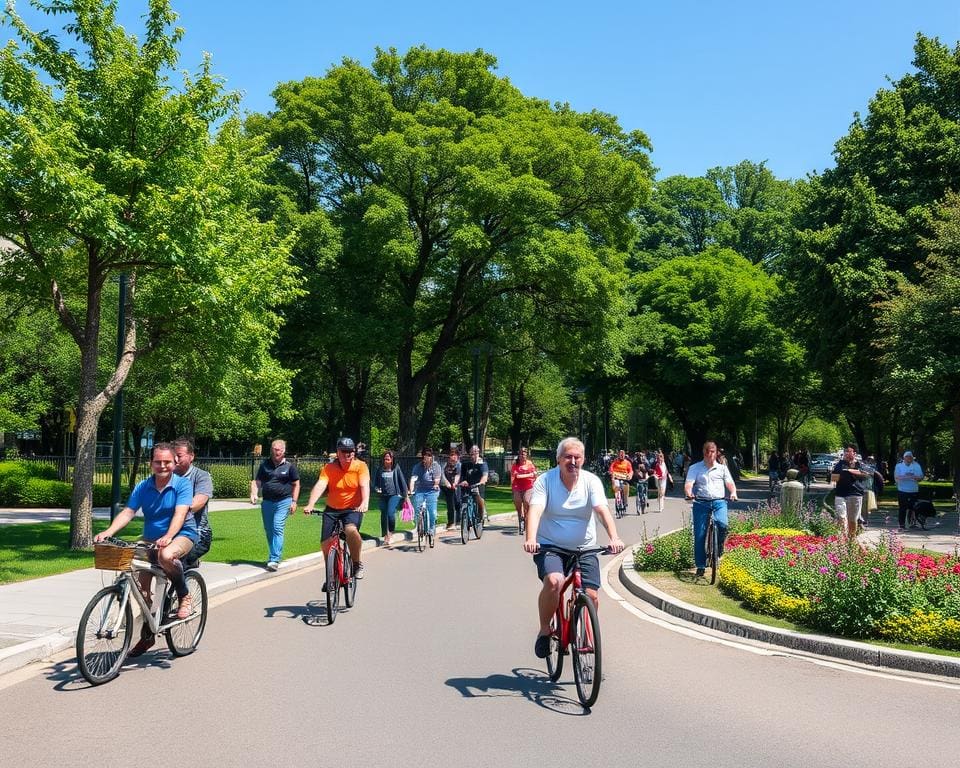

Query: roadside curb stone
[[619, 543, 960, 679]]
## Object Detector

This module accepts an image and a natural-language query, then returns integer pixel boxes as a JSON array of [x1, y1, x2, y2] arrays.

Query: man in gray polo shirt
[[173, 437, 214, 565]]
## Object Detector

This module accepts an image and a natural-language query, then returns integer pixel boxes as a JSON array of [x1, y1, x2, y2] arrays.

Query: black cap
[[336, 437, 356, 451]]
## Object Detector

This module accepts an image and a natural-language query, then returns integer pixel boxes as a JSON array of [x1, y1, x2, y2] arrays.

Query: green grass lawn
[[0, 486, 521, 584]]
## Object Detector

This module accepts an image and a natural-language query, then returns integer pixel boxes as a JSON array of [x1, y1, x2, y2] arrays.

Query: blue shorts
[[533, 550, 601, 590], [321, 509, 363, 541]]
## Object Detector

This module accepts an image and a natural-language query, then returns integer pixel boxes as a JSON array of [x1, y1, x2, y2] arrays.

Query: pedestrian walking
[[441, 447, 462, 530], [374, 450, 407, 545], [251, 439, 300, 571], [831, 443, 869, 539], [894, 449, 925, 529]]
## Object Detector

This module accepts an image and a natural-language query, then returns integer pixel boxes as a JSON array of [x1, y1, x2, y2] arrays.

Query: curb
[[0, 533, 392, 678], [618, 545, 960, 679]]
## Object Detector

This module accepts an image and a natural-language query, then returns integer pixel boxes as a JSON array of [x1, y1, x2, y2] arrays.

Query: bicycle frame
[[107, 559, 193, 637]]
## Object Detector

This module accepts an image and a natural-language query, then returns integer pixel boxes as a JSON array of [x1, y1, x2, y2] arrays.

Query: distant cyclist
[[608, 449, 634, 508], [684, 440, 738, 578], [304, 437, 371, 580], [459, 445, 489, 522], [523, 437, 624, 659]]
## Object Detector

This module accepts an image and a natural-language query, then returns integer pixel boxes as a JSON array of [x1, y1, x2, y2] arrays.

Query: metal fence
[[9, 452, 513, 489]]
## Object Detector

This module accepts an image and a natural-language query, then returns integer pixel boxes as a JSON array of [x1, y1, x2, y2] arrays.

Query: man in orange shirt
[[609, 449, 634, 508], [304, 437, 371, 578]]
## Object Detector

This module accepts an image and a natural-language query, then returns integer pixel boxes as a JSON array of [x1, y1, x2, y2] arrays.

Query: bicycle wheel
[[474, 504, 484, 540], [77, 586, 132, 685], [518, 509, 525, 535], [545, 612, 564, 682], [461, 499, 470, 545], [343, 544, 357, 608], [325, 547, 341, 623], [615, 494, 624, 519], [572, 594, 602, 708], [165, 571, 208, 656], [706, 517, 718, 585], [416, 510, 425, 552]]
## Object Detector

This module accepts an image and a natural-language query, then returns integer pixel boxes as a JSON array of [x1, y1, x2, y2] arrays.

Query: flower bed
[[719, 530, 960, 650], [633, 497, 960, 651]]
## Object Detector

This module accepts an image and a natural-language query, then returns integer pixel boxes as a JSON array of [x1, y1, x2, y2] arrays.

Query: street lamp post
[[472, 347, 480, 449], [109, 273, 126, 521]]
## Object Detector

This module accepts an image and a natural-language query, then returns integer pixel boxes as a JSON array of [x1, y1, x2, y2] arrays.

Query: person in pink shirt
[[511, 447, 538, 533]]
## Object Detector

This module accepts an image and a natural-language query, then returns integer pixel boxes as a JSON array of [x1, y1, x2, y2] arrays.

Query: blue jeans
[[379, 494, 402, 536], [692, 499, 729, 569], [261, 497, 292, 563], [412, 490, 439, 533]]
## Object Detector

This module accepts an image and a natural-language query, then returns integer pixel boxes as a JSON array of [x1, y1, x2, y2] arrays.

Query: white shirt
[[530, 466, 607, 548], [894, 461, 923, 493], [685, 460, 733, 500]]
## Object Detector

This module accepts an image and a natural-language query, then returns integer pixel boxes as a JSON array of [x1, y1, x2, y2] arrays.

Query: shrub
[[0, 463, 30, 504], [207, 464, 253, 498], [634, 527, 694, 572], [18, 478, 72, 507]]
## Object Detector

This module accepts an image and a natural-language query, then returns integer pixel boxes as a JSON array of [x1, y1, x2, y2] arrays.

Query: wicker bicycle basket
[[93, 543, 136, 571]]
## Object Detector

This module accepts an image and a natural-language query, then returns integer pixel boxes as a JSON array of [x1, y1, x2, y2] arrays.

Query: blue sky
[[4, 1, 959, 180]]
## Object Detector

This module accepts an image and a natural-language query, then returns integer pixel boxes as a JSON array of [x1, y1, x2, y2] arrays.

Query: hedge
[[207, 464, 252, 498]]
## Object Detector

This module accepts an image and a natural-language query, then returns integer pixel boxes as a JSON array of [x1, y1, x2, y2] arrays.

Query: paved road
[[2, 490, 960, 767]]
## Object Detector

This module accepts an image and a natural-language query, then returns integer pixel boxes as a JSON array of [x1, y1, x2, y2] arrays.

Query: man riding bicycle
[[304, 437, 371, 580], [459, 445, 489, 522], [609, 449, 633, 508], [523, 437, 624, 659], [93, 442, 197, 657], [684, 440, 738, 578]]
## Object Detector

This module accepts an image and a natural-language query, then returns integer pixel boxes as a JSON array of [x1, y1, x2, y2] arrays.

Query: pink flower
[[837, 572, 848, 581]]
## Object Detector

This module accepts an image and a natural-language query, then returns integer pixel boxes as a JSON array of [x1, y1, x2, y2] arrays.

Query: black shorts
[[533, 550, 601, 590], [321, 509, 363, 541]]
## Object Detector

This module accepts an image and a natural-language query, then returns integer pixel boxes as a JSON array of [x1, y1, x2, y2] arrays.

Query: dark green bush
[[18, 478, 72, 507], [93, 484, 114, 507], [207, 464, 252, 498], [0, 463, 31, 505]]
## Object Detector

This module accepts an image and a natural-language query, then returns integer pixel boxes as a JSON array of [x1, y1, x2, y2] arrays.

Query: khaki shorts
[[835, 496, 863, 525]]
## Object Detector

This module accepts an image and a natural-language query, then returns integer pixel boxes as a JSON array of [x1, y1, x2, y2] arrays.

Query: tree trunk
[[479, 351, 494, 450], [68, 272, 138, 550], [509, 382, 526, 454], [459, 391, 473, 450]]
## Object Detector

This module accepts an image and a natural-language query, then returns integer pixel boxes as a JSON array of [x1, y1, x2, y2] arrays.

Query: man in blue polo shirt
[[95, 442, 196, 656]]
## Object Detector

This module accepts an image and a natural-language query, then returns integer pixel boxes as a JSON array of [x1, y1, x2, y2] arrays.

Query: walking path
[[1, 483, 959, 679]]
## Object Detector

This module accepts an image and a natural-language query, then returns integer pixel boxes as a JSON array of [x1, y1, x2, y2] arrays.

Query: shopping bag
[[400, 498, 414, 522]]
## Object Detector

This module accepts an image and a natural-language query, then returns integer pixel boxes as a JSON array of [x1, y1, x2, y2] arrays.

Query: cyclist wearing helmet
[[304, 437, 371, 579]]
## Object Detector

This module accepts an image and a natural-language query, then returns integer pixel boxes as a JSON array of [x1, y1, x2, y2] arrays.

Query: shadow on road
[[263, 599, 339, 627], [445, 666, 589, 715]]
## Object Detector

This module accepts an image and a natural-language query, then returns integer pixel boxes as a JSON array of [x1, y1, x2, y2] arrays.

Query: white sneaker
[[266, 561, 279, 572], [354, 562, 365, 579]]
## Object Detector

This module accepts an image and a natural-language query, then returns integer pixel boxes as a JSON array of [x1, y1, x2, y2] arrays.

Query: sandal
[[176, 595, 193, 620]]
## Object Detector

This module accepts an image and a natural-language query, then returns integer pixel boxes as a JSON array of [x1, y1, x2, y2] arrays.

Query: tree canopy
[[0, 0, 298, 547]]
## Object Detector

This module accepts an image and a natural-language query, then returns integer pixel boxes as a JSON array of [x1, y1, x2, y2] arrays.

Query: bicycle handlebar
[[307, 508, 361, 515], [536, 544, 612, 557]]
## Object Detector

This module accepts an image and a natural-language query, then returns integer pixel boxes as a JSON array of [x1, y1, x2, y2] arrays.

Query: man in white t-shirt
[[523, 437, 624, 659]]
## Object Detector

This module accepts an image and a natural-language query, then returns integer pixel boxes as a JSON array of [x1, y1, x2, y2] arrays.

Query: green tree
[[706, 160, 796, 269], [255, 46, 652, 453], [783, 34, 960, 460], [879, 191, 960, 492], [627, 247, 803, 453], [0, 1, 298, 547]]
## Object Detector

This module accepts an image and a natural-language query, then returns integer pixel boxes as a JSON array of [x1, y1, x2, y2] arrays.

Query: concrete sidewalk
[[0, 534, 387, 677]]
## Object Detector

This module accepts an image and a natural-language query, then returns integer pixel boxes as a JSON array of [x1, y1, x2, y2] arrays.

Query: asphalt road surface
[[2, 495, 959, 768]]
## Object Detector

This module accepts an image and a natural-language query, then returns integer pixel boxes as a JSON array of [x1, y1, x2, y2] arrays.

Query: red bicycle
[[539, 544, 609, 708], [310, 510, 358, 624]]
